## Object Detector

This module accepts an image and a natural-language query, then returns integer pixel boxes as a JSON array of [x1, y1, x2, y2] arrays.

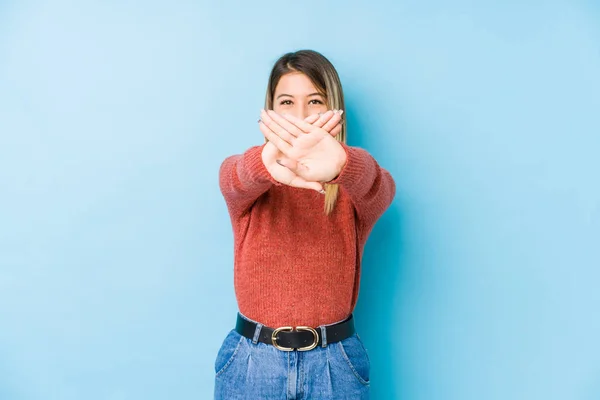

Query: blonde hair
[[264, 50, 346, 215]]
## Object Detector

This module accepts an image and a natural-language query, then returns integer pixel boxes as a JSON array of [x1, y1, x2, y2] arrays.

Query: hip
[[213, 315, 371, 399]]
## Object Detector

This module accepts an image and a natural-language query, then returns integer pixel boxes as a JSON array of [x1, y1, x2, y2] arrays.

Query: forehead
[[274, 72, 323, 96]]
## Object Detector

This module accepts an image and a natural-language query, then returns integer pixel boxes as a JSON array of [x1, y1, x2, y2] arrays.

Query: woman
[[215, 49, 396, 399]]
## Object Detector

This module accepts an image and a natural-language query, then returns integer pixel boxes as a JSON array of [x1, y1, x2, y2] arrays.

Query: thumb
[[289, 176, 324, 193], [276, 157, 308, 174], [276, 159, 324, 194]]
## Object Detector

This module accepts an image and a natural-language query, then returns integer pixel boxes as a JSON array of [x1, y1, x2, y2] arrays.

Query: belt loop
[[320, 326, 327, 348], [252, 322, 263, 344]]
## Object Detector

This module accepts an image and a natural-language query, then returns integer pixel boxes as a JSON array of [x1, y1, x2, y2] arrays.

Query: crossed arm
[[220, 109, 395, 223]]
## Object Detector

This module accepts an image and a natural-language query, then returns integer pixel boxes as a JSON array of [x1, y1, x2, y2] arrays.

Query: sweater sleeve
[[218, 144, 280, 218], [328, 144, 396, 227]]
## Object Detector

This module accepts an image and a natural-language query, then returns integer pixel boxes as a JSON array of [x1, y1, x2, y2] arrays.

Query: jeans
[[213, 316, 371, 399]]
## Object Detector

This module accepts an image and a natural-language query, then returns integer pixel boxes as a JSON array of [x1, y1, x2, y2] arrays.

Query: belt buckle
[[271, 326, 319, 351]]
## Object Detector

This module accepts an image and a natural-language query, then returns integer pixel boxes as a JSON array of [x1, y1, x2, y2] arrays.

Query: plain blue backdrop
[[1, 1, 599, 399]]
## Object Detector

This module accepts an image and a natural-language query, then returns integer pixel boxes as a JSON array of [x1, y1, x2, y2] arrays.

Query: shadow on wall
[[343, 99, 407, 399], [355, 203, 405, 399], [0, 357, 26, 400]]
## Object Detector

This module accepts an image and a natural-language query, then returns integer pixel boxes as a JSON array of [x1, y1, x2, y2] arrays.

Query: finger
[[281, 113, 320, 134], [276, 157, 309, 175], [304, 114, 320, 124], [276, 158, 323, 193], [281, 168, 324, 193], [322, 110, 343, 132], [261, 109, 296, 142], [305, 112, 336, 135], [276, 157, 298, 170], [329, 123, 342, 137], [258, 119, 292, 154], [305, 111, 336, 124], [267, 110, 305, 138], [290, 176, 324, 193], [311, 110, 335, 128]]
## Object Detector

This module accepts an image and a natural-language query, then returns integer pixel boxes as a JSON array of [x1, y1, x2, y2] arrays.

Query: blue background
[[1, 1, 599, 399]]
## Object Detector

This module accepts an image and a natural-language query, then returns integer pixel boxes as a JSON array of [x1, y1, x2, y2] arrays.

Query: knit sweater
[[219, 143, 396, 328]]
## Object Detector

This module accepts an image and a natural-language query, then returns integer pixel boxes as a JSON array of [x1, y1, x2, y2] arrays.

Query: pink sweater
[[219, 143, 395, 328]]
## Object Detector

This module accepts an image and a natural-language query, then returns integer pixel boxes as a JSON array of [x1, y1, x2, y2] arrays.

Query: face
[[272, 72, 328, 119]]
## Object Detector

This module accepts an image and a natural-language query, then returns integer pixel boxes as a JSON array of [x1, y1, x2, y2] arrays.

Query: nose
[[299, 104, 310, 120], [285, 104, 310, 120]]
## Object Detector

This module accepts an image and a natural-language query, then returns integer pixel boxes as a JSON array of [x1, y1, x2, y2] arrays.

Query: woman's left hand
[[259, 109, 347, 183]]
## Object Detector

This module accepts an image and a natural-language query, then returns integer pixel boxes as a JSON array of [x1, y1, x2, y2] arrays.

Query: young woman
[[215, 50, 396, 399]]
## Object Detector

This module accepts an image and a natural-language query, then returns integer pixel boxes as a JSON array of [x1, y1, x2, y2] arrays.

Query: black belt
[[235, 313, 355, 351]]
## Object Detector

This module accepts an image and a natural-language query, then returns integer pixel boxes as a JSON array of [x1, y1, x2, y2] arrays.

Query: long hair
[[264, 50, 346, 215]]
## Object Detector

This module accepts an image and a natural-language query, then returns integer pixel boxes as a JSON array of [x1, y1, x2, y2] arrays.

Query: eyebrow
[[276, 92, 326, 99]]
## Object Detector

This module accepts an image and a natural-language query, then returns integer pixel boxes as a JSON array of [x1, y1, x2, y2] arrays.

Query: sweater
[[218, 143, 396, 328]]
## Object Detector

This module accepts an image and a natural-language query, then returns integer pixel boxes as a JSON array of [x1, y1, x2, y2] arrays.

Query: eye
[[279, 100, 293, 105], [309, 99, 324, 105]]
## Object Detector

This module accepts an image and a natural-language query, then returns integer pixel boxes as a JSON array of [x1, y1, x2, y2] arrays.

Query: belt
[[235, 312, 355, 351]]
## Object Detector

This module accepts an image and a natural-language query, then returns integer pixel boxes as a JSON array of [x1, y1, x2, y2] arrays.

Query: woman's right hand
[[260, 110, 343, 192]]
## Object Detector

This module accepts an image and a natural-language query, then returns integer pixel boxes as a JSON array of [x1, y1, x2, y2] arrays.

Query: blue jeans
[[213, 315, 371, 399]]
